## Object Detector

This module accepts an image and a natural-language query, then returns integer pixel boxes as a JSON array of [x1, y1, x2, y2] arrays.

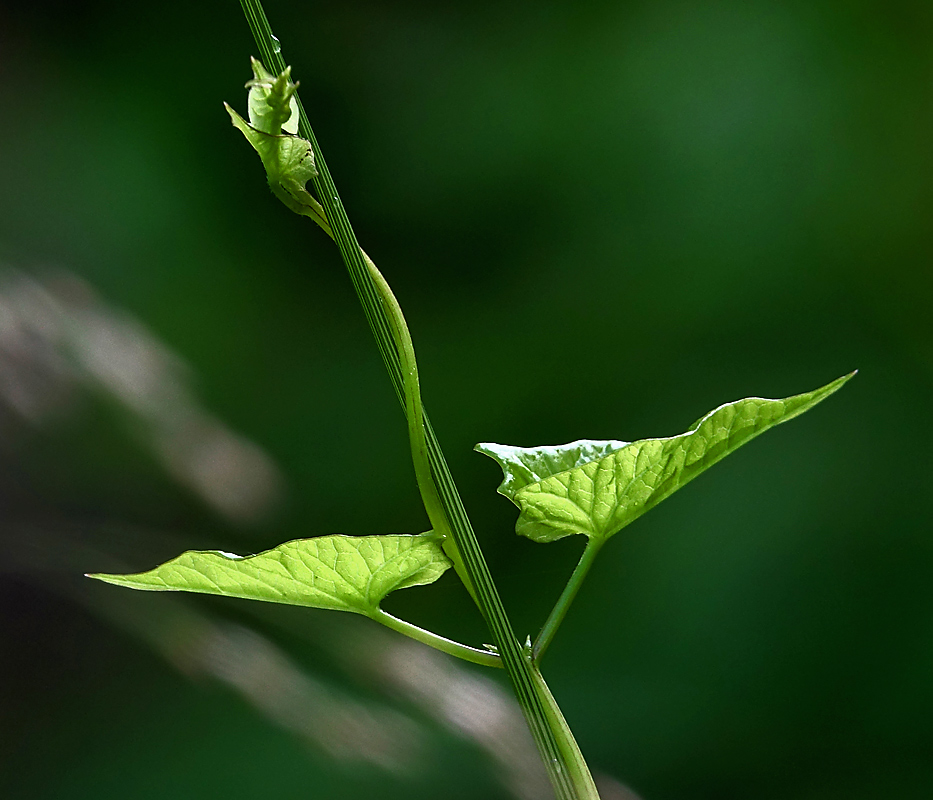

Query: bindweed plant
[[88, 2, 854, 797]]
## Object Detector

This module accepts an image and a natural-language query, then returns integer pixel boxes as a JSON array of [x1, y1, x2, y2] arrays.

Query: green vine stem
[[361, 251, 479, 604], [295, 227, 488, 662], [310, 207, 481, 606], [237, 2, 599, 797], [530, 665, 602, 798], [534, 539, 603, 662]]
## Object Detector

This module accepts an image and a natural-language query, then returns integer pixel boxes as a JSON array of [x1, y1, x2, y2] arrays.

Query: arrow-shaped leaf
[[477, 373, 854, 544], [88, 533, 451, 617]]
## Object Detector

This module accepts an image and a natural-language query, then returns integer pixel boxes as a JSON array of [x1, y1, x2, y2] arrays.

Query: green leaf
[[477, 372, 854, 544], [245, 56, 299, 135], [475, 440, 630, 501], [225, 59, 327, 226], [88, 533, 451, 617]]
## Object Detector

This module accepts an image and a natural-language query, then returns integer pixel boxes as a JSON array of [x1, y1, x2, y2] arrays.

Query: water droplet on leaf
[[271, 35, 282, 54]]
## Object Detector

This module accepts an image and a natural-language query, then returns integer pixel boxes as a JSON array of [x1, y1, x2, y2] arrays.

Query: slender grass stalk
[[237, 2, 598, 797]]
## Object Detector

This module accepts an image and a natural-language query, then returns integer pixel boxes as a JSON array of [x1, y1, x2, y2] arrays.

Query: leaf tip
[[85, 572, 123, 586], [823, 370, 858, 395]]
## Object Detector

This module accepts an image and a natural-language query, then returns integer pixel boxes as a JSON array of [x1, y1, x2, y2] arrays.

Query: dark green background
[[1, 1, 931, 798]]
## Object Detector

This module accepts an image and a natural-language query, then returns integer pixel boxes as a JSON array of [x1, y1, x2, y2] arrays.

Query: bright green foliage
[[83, 8, 859, 792], [478, 373, 854, 544], [475, 440, 630, 500], [225, 58, 327, 224], [88, 533, 451, 617], [245, 57, 299, 135]]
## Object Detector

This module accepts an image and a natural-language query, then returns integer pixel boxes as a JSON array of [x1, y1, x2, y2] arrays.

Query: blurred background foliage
[[1, 1, 931, 798]]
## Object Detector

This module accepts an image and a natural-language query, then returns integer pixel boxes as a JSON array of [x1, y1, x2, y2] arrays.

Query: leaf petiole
[[371, 609, 502, 668], [533, 539, 603, 662]]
